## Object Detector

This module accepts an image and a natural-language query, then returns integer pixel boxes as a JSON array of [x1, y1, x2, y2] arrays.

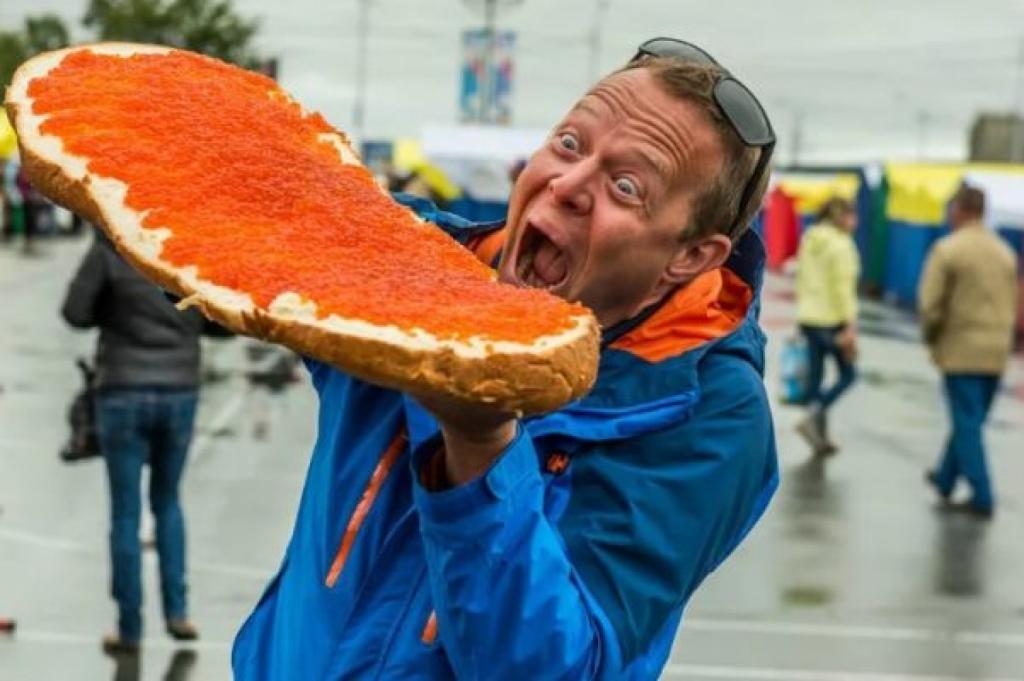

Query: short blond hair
[[818, 197, 854, 225]]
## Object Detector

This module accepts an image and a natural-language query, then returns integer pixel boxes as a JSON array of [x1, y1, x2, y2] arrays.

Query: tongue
[[532, 236, 568, 286]]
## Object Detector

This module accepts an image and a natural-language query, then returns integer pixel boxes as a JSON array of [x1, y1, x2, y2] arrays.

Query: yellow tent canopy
[[886, 161, 1024, 224], [392, 137, 462, 202], [0, 110, 18, 158], [776, 173, 860, 216]]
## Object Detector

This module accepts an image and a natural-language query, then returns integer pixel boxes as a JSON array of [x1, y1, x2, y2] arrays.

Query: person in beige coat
[[919, 184, 1018, 519]]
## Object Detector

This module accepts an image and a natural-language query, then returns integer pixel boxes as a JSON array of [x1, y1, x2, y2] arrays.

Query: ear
[[661, 233, 732, 287]]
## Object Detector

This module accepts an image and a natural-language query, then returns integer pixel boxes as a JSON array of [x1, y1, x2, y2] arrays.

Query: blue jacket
[[232, 196, 779, 680]]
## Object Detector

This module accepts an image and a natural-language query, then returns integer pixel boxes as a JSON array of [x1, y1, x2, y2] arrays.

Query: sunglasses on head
[[632, 37, 776, 237]]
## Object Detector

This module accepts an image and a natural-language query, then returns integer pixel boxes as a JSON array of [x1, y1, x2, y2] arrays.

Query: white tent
[[964, 169, 1024, 231], [420, 124, 548, 202]]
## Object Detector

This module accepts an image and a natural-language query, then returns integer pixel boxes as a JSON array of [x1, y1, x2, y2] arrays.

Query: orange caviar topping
[[29, 49, 584, 343]]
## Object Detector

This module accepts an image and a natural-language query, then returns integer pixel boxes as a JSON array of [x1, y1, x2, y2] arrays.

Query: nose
[[547, 161, 594, 215]]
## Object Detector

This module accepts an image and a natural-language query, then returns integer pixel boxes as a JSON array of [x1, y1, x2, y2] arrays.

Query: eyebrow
[[628, 149, 673, 184], [572, 99, 604, 118], [567, 97, 675, 183]]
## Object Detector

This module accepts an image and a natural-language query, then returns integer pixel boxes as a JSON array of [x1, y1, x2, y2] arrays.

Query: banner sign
[[460, 29, 515, 125]]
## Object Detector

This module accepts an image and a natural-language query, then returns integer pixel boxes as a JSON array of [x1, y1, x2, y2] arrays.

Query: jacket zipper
[[325, 428, 408, 588], [421, 610, 438, 646]]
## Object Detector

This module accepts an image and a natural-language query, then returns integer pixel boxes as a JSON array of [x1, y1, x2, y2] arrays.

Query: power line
[[351, 0, 370, 145], [586, 0, 610, 83]]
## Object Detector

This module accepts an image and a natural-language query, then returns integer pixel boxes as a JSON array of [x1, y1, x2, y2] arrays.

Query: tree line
[[1, 0, 261, 89]]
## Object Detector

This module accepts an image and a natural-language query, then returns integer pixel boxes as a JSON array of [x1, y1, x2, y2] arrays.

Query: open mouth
[[515, 222, 570, 290]]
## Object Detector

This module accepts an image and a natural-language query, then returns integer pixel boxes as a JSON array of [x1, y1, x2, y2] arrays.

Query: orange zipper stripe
[[421, 610, 438, 645], [325, 428, 408, 588]]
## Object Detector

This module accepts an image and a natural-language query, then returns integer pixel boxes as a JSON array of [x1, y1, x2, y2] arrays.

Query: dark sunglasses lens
[[715, 79, 774, 146], [637, 38, 717, 66]]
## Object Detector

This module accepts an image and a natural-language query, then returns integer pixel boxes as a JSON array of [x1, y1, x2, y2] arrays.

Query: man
[[233, 38, 778, 679], [63, 228, 232, 653], [920, 184, 1018, 520]]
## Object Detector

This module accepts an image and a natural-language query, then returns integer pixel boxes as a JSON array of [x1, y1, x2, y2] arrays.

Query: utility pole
[[587, 0, 610, 83], [352, 0, 370, 146], [789, 110, 804, 166], [916, 109, 931, 161]]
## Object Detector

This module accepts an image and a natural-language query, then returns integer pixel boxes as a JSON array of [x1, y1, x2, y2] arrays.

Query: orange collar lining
[[609, 268, 752, 363]]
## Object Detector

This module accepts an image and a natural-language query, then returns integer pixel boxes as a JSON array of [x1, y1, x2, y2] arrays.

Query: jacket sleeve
[[391, 192, 504, 245], [200, 317, 236, 339], [917, 243, 950, 344], [831, 241, 860, 324], [411, 358, 777, 679], [61, 240, 108, 329]]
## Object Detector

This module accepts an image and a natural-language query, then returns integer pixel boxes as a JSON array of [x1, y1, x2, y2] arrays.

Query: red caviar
[[29, 49, 584, 343]]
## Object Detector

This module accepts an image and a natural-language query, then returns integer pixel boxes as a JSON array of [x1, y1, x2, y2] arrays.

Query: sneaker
[[817, 440, 839, 457], [166, 619, 199, 641], [943, 500, 994, 521], [924, 470, 951, 501], [167, 650, 198, 674], [101, 634, 140, 656], [795, 416, 827, 453]]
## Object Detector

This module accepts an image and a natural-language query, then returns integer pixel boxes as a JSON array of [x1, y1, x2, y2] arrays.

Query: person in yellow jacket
[[795, 197, 860, 455], [919, 184, 1018, 519]]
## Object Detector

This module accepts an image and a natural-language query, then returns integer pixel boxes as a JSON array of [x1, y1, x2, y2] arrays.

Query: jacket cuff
[[411, 424, 542, 535]]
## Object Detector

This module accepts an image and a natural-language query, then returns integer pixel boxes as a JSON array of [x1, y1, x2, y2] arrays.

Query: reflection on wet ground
[[934, 512, 989, 599], [2, 238, 1023, 680], [775, 458, 845, 609], [110, 650, 197, 681], [671, 273, 1024, 678]]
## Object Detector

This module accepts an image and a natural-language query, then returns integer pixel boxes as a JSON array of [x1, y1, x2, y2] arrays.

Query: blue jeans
[[934, 374, 1001, 511], [96, 388, 198, 641], [800, 324, 857, 429]]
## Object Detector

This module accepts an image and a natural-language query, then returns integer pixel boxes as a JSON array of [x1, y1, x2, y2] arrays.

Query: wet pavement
[[1, 235, 1022, 681]]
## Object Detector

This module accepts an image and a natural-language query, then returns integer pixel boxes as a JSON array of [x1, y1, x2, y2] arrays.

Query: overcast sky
[[3, 0, 1024, 164]]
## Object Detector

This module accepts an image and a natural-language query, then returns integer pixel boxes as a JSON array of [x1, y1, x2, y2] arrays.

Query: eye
[[557, 132, 580, 153], [614, 177, 639, 197]]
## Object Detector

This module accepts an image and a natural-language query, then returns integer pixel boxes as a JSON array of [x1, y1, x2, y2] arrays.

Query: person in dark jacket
[[62, 228, 230, 654]]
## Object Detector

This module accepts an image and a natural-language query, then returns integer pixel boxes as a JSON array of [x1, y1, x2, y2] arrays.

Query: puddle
[[782, 585, 833, 606]]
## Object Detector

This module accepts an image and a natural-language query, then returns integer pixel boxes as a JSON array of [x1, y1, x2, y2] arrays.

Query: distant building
[[969, 113, 1024, 162]]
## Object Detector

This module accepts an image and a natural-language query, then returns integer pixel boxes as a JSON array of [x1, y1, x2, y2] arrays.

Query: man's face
[[498, 68, 727, 328]]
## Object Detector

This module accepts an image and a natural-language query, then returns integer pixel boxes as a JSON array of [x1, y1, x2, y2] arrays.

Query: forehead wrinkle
[[610, 115, 702, 195], [583, 75, 711, 190], [572, 98, 605, 119], [569, 96, 673, 188], [632, 146, 674, 184], [599, 133, 674, 185], [625, 117, 695, 184]]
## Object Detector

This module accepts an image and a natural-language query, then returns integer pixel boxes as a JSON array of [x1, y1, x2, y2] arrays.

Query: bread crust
[[5, 45, 599, 414]]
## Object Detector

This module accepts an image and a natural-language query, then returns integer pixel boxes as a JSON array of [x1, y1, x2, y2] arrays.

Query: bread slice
[[5, 43, 599, 414]]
